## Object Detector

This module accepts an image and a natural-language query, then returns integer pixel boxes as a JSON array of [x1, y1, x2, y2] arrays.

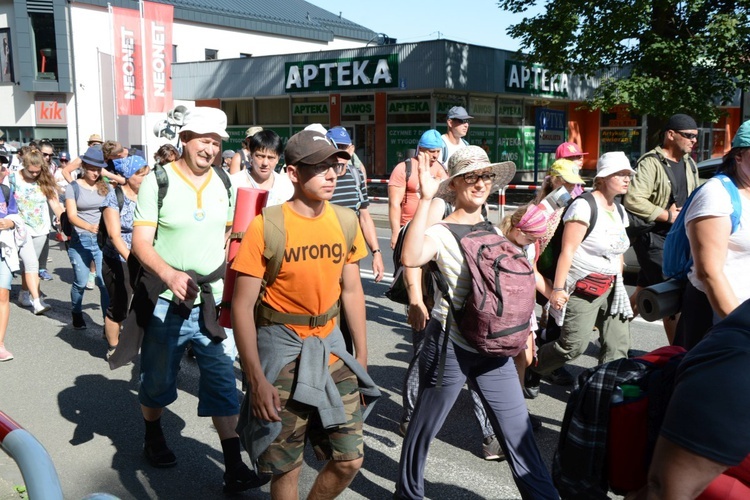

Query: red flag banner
[[143, 1, 174, 113], [112, 7, 144, 116]]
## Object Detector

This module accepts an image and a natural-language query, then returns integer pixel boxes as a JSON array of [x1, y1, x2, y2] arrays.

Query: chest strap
[[255, 301, 340, 328]]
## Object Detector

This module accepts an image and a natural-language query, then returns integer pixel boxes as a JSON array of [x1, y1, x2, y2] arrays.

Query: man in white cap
[[441, 106, 472, 164], [126, 107, 266, 493]]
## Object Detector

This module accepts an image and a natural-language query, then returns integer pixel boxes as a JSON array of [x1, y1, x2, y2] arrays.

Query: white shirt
[[230, 169, 293, 208], [685, 177, 750, 304]]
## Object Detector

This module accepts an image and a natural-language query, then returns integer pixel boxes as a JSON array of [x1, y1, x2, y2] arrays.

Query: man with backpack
[[623, 114, 700, 343], [231, 129, 380, 499], [127, 108, 266, 494], [388, 129, 448, 249]]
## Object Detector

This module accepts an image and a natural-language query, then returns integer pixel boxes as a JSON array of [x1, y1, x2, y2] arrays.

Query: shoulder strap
[[72, 180, 80, 201], [0, 184, 9, 204], [154, 164, 169, 212], [716, 174, 743, 233], [570, 191, 598, 242], [114, 185, 125, 211], [212, 165, 233, 207], [261, 204, 286, 292], [239, 149, 251, 170], [347, 163, 364, 205], [330, 203, 359, 258], [441, 137, 449, 163], [402, 158, 412, 208], [461, 138, 469, 146]]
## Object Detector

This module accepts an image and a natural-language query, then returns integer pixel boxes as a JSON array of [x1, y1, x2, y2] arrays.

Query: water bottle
[[611, 385, 624, 404]]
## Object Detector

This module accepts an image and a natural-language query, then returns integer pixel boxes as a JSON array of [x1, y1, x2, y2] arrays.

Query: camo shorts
[[258, 358, 364, 474]]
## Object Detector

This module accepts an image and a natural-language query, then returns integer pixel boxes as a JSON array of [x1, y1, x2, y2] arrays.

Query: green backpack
[[254, 203, 359, 327]]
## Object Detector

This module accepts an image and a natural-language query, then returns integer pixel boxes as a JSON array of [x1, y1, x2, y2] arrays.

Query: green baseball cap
[[732, 120, 750, 148]]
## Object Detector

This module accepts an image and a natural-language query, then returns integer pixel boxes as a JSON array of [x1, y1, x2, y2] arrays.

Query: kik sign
[[36, 100, 67, 125], [285, 54, 398, 93], [505, 60, 569, 98]]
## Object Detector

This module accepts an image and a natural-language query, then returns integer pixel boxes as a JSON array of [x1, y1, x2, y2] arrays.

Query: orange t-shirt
[[388, 159, 448, 226], [232, 202, 367, 344]]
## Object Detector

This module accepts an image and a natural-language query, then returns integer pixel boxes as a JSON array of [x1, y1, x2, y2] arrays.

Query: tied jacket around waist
[[237, 324, 381, 462], [108, 257, 226, 369]]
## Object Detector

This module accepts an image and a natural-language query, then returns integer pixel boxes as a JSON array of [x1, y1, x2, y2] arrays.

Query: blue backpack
[[663, 174, 742, 280]]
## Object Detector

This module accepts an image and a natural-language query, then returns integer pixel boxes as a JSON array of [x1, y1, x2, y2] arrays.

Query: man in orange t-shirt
[[388, 129, 448, 249], [231, 130, 371, 499]]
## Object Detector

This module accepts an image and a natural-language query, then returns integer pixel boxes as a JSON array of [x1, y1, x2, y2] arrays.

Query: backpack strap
[[346, 163, 365, 210], [716, 174, 743, 233], [563, 191, 598, 241], [255, 203, 357, 327], [402, 158, 412, 210], [0, 184, 9, 206], [114, 185, 125, 211], [154, 164, 169, 212], [212, 165, 233, 207], [72, 180, 80, 202]]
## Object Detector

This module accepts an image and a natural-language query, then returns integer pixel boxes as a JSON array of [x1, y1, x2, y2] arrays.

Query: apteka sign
[[505, 60, 569, 98], [285, 54, 398, 93]]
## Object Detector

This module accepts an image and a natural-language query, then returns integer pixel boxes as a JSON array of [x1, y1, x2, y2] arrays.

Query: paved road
[[0, 223, 668, 499]]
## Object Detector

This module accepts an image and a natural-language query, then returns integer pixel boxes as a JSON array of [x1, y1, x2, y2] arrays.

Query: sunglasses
[[41, 153, 53, 158], [451, 119, 470, 125], [673, 130, 698, 141], [298, 161, 347, 177]]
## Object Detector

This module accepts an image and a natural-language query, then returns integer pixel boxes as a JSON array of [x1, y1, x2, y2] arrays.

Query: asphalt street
[[0, 203, 669, 500]]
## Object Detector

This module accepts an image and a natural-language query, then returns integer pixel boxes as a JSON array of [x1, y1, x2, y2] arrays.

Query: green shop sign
[[292, 103, 329, 116], [386, 125, 426, 172], [388, 100, 429, 114], [504, 60, 569, 98], [285, 54, 398, 93], [467, 126, 496, 162], [496, 127, 536, 171], [342, 101, 374, 115]]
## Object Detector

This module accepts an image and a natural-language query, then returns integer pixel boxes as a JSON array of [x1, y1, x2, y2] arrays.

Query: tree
[[499, 0, 750, 129]]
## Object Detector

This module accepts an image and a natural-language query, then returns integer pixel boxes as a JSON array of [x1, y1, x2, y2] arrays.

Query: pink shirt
[[389, 159, 448, 226]]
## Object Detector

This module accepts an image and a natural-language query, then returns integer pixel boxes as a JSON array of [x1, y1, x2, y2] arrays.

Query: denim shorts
[[139, 297, 239, 416]]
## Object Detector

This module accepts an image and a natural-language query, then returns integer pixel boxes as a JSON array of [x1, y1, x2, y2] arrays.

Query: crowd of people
[[1, 106, 749, 499]]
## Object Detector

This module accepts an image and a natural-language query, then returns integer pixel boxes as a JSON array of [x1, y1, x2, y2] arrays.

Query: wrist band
[[372, 249, 382, 254], [666, 210, 673, 223], [552, 287, 565, 292]]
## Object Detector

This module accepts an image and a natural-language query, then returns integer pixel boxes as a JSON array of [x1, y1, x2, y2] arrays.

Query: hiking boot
[[144, 440, 177, 468], [17, 290, 32, 308], [223, 461, 270, 494], [72, 312, 87, 330], [33, 298, 51, 315], [85, 272, 96, 290], [482, 435, 506, 461], [0, 346, 14, 362], [39, 269, 53, 281], [543, 366, 574, 386], [524, 369, 541, 399]]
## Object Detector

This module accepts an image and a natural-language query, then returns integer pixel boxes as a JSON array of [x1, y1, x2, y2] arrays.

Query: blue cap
[[113, 155, 148, 179], [80, 147, 108, 168], [418, 129, 443, 150], [58, 151, 70, 161], [732, 120, 750, 148], [326, 126, 352, 146]]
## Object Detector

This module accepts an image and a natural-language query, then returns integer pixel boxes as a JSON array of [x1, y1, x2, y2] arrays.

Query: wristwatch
[[372, 249, 382, 254]]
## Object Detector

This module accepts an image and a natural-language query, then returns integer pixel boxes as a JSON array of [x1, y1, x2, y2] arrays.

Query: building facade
[[172, 39, 742, 179], [0, 0, 376, 157]]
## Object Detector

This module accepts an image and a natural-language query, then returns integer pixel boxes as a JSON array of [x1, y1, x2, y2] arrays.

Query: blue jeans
[[396, 319, 558, 500], [139, 298, 239, 417], [67, 231, 108, 314]]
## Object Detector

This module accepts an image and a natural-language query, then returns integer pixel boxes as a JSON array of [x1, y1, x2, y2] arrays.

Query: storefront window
[[435, 96, 465, 122], [600, 105, 645, 164], [222, 100, 254, 125], [387, 94, 431, 124], [259, 98, 290, 125]]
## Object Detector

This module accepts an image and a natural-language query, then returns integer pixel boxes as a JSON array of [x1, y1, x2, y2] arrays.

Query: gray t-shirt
[[65, 181, 106, 236]]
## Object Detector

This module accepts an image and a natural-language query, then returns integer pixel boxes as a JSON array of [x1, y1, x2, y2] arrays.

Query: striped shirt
[[330, 165, 369, 213]]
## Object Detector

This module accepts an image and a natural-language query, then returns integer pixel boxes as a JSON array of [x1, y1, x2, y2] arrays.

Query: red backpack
[[435, 221, 536, 357]]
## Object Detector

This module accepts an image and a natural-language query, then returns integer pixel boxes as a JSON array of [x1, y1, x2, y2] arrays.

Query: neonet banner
[[112, 2, 174, 116]]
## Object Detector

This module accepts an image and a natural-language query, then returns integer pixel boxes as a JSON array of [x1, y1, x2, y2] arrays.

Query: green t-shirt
[[134, 162, 233, 301]]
